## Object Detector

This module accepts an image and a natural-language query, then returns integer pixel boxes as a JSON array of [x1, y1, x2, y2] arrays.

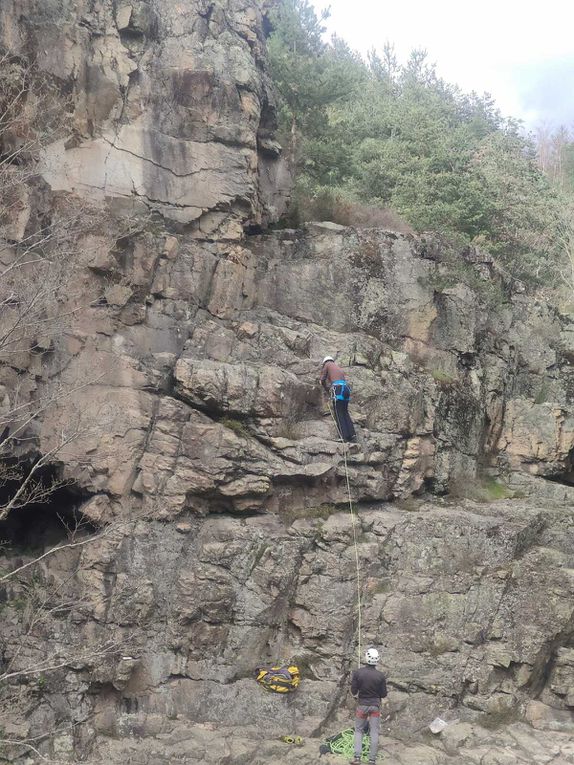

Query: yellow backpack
[[255, 664, 301, 693]]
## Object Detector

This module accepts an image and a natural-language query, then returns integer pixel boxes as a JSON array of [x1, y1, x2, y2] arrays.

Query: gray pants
[[354, 705, 380, 761]]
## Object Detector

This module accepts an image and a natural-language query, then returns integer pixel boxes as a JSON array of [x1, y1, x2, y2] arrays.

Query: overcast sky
[[311, 0, 574, 130]]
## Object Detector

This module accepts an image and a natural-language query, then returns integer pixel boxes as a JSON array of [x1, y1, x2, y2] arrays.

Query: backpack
[[255, 664, 301, 693]]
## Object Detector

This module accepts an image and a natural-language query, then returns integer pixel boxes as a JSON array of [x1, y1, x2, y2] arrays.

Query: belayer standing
[[349, 648, 387, 765], [320, 356, 356, 443]]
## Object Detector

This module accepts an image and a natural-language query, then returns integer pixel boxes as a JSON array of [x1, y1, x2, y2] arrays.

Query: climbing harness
[[255, 663, 300, 693], [319, 728, 371, 759], [331, 379, 351, 401], [327, 393, 363, 668]]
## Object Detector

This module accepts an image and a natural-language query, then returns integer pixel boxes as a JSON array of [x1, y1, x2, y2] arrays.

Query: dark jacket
[[320, 361, 346, 389], [351, 665, 387, 706]]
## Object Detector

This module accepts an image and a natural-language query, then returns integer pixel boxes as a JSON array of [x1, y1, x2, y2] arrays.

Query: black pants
[[333, 398, 356, 442]]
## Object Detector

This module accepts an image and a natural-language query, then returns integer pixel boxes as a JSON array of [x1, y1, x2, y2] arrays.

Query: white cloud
[[312, 0, 574, 126]]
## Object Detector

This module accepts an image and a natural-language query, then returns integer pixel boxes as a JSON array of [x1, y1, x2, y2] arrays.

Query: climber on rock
[[320, 356, 356, 443], [349, 648, 387, 765]]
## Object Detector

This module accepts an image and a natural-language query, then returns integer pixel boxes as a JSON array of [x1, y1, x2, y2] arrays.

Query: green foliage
[[429, 369, 457, 387], [220, 417, 250, 438], [283, 181, 414, 230], [482, 480, 515, 501], [418, 241, 508, 310], [284, 503, 340, 524], [449, 476, 515, 502], [268, 1, 366, 169], [269, 2, 565, 285], [534, 128, 574, 294]]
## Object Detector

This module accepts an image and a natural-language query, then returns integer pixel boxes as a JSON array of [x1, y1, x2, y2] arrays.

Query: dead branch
[[0, 512, 148, 585], [0, 637, 128, 683]]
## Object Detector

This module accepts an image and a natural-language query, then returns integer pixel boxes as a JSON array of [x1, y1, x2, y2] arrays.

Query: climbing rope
[[323, 728, 371, 760], [328, 395, 363, 668]]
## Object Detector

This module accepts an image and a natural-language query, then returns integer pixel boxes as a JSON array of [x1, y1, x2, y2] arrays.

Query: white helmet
[[322, 356, 335, 365], [365, 648, 379, 665]]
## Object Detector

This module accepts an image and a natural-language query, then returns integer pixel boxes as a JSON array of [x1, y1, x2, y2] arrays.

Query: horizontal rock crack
[[103, 137, 205, 179]]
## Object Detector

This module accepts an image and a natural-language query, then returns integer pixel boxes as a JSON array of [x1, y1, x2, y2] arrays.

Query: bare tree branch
[[0, 514, 146, 584]]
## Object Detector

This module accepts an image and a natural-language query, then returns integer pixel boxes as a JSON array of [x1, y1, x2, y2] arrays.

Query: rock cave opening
[[0, 463, 96, 552], [243, 222, 265, 235], [544, 447, 574, 486]]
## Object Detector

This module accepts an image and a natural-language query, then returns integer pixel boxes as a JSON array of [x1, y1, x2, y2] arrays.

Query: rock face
[[37, 224, 574, 516], [2, 221, 574, 762], [1, 0, 289, 233], [1, 2, 574, 765], [2, 495, 574, 764]]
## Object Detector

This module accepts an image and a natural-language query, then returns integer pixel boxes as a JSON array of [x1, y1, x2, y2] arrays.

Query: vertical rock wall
[[0, 2, 574, 764], [1, 0, 289, 234]]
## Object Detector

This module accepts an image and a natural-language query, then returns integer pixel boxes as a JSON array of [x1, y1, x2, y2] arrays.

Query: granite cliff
[[0, 2, 573, 764]]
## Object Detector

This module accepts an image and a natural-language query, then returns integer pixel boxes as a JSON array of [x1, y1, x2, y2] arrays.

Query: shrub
[[287, 185, 414, 233], [220, 417, 251, 438], [449, 476, 515, 502]]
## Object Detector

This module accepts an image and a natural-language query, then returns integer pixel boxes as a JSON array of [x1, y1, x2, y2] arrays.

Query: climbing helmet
[[365, 648, 380, 665]]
